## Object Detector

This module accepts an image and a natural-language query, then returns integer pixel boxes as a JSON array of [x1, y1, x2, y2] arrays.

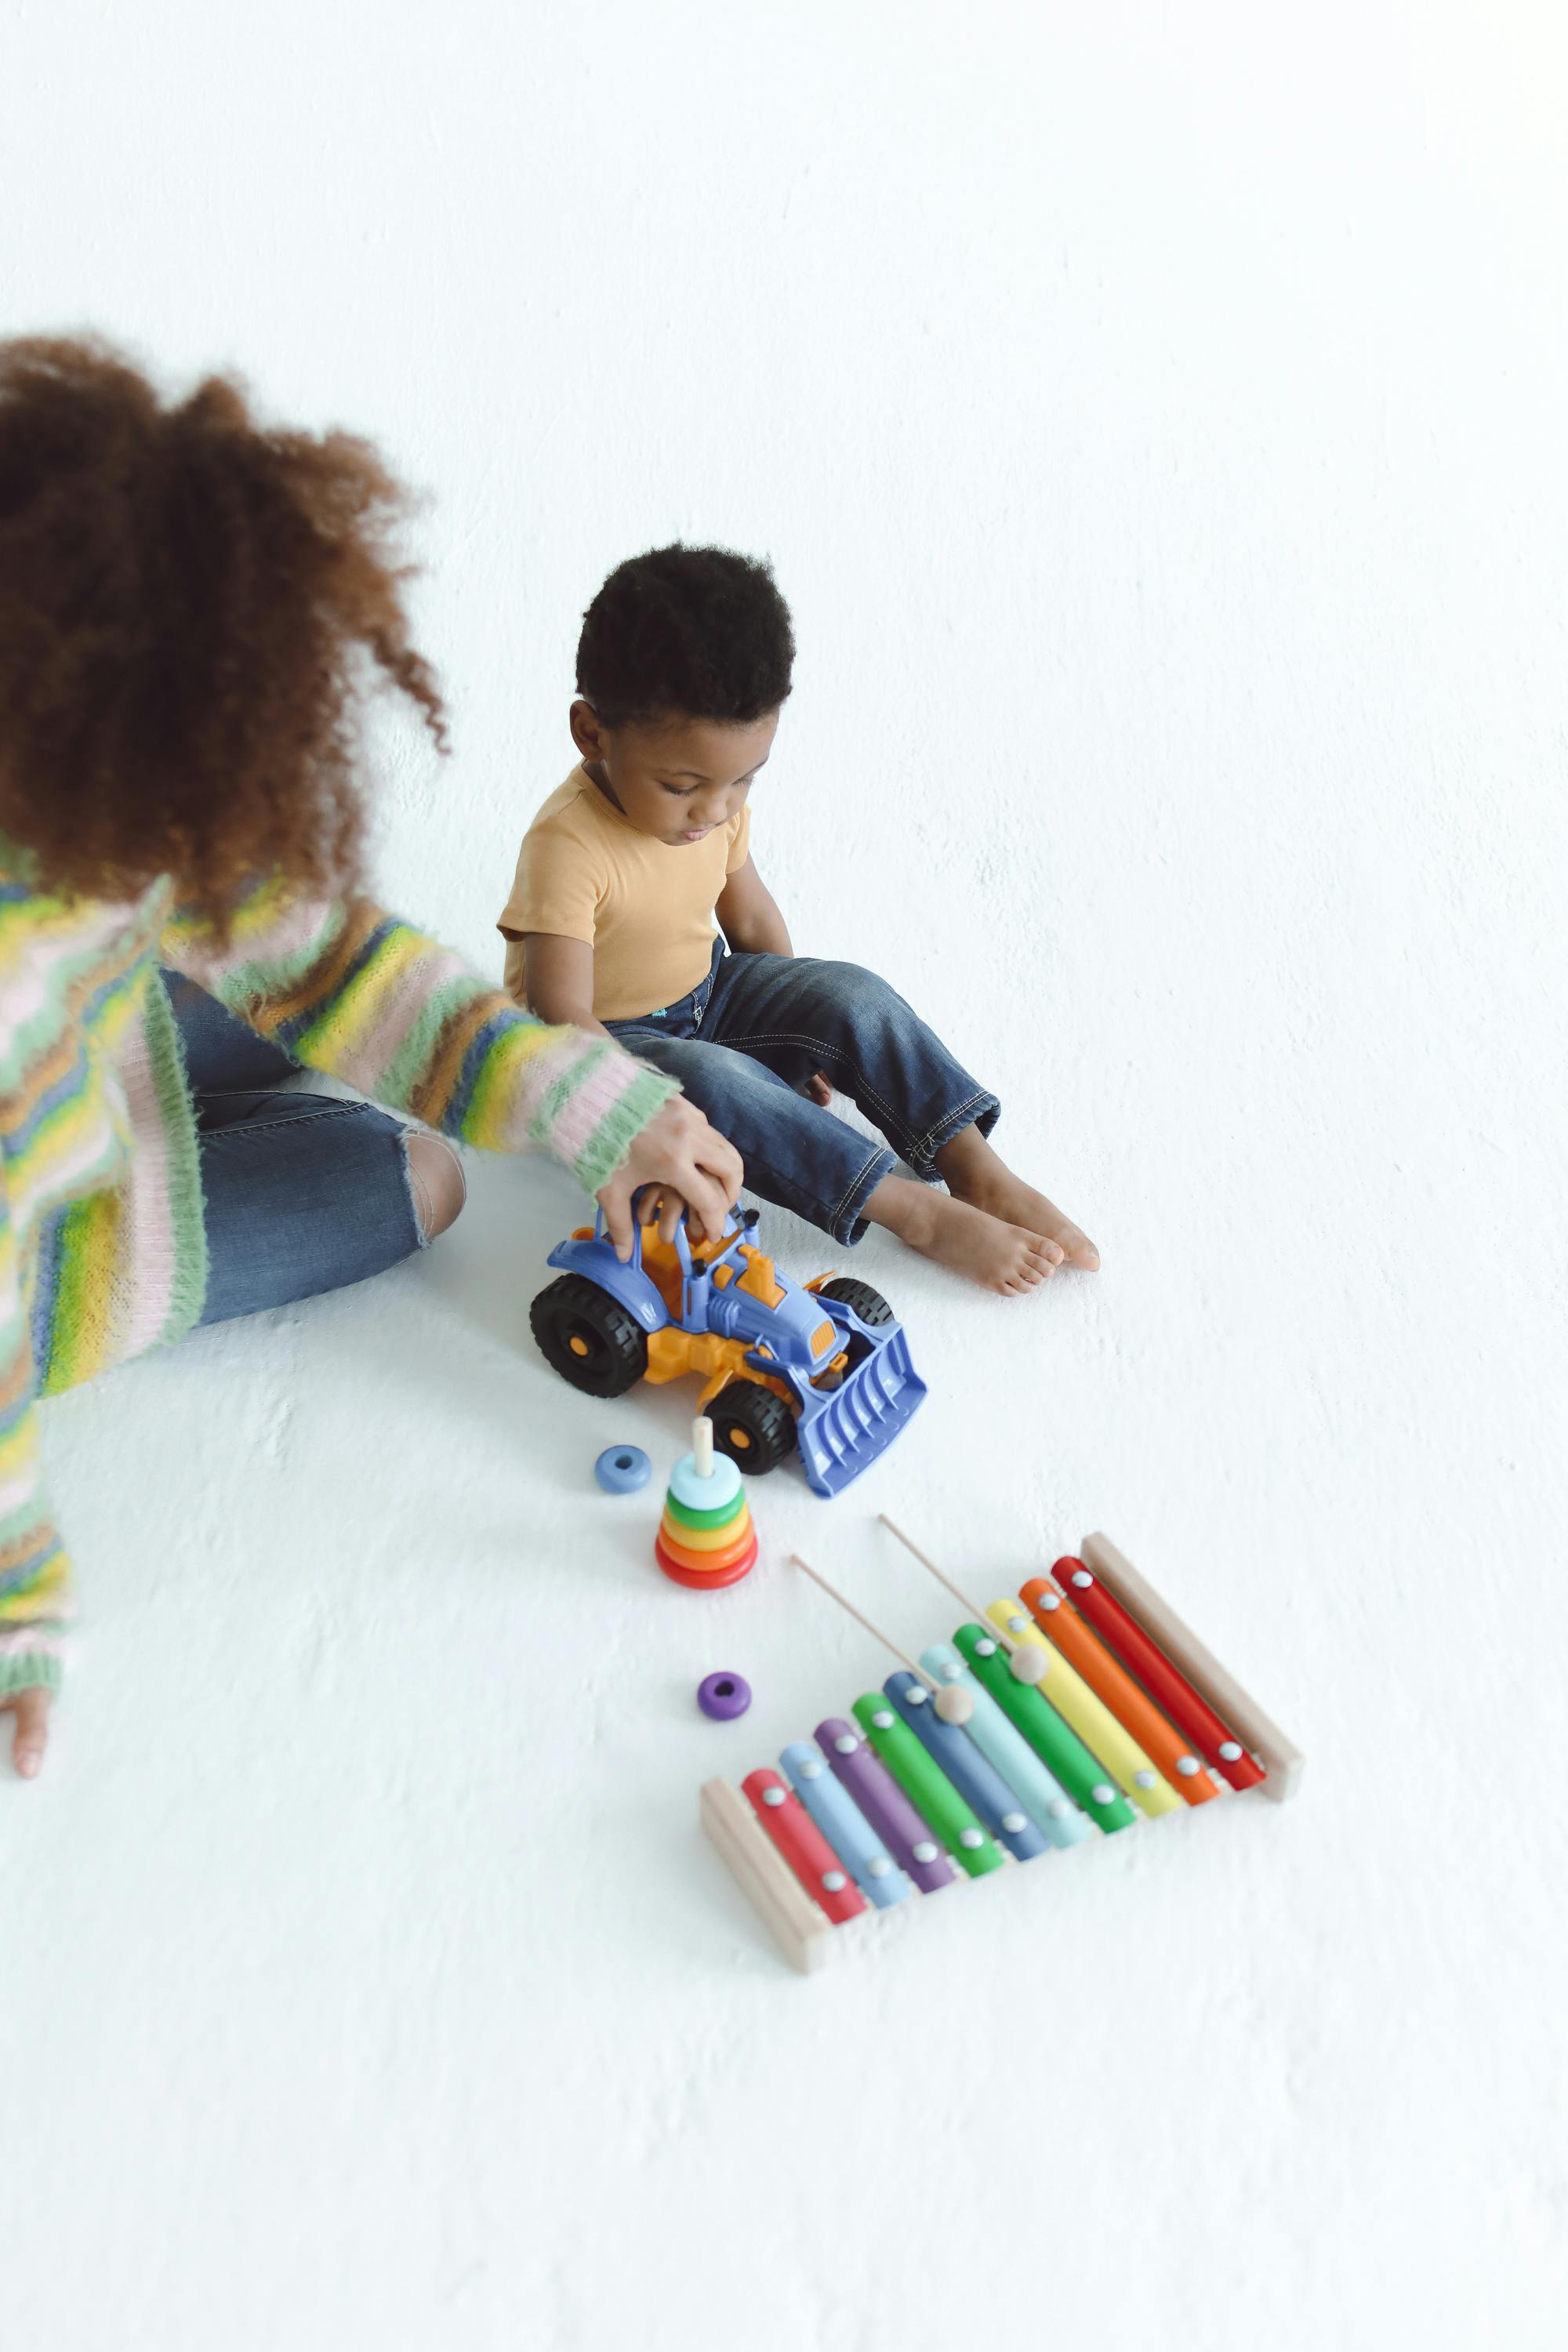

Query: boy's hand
[[804, 1071, 834, 1106], [3, 1685, 52, 1779], [598, 1098, 743, 1260]]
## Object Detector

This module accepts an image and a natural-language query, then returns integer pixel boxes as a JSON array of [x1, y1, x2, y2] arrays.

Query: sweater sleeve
[[159, 877, 678, 1194], [0, 1156, 70, 1702]]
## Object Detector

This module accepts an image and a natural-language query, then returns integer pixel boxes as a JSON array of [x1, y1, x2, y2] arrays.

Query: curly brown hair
[[0, 335, 447, 923]]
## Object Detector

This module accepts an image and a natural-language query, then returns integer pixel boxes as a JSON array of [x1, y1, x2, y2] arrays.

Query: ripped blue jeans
[[161, 971, 428, 1325], [604, 946, 1000, 1244]]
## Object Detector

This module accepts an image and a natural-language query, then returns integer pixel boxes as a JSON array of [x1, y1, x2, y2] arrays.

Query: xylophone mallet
[[781, 1741, 913, 1910], [880, 1515, 1050, 1689], [985, 1601, 1185, 1820], [883, 1671, 1052, 1864], [1052, 1556, 1266, 1793], [950, 1624, 1138, 1832], [791, 1553, 974, 1722], [884, 1515, 1044, 1684], [919, 1642, 1092, 1850], [1019, 1574, 1218, 1806], [742, 1769, 868, 1925], [816, 1718, 958, 1896], [851, 1693, 1005, 1879]]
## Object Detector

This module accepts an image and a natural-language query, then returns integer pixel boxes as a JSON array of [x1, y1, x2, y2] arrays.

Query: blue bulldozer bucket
[[792, 1323, 927, 1497]]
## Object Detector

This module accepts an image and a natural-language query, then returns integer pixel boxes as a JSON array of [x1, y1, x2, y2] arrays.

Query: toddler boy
[[498, 545, 1096, 1294]]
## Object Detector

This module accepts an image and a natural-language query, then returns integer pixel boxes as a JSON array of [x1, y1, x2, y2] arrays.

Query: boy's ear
[[569, 698, 608, 763]]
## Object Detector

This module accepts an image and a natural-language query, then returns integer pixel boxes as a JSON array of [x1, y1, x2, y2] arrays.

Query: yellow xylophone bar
[[983, 1600, 1185, 1816]]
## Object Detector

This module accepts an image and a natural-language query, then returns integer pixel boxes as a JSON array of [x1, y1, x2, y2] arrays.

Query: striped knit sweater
[[0, 863, 677, 1700]]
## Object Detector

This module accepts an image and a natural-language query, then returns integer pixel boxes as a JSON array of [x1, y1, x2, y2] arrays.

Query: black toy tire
[[815, 1276, 895, 1328], [710, 1381, 797, 1475], [530, 1275, 648, 1399]]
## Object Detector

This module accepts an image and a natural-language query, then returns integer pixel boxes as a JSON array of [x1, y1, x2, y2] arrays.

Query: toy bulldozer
[[529, 1205, 925, 1497]]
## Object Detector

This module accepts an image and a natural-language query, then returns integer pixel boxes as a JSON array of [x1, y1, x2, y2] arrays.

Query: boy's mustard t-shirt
[[498, 764, 752, 1020]]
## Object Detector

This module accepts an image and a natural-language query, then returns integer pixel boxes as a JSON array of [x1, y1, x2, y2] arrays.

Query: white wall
[[3, 5, 1566, 2349]]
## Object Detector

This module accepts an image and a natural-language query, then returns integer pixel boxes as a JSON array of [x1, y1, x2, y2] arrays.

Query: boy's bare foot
[[931, 1127, 1100, 1271], [864, 1176, 1058, 1296], [949, 1172, 1098, 1270]]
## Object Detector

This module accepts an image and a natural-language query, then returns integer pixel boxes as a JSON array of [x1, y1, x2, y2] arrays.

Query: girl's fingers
[[656, 1191, 684, 1245], [5, 1686, 52, 1778], [681, 1169, 731, 1242], [600, 1180, 634, 1261], [697, 1131, 744, 1205]]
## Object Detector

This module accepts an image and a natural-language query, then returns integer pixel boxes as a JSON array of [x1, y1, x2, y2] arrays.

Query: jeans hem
[[827, 1143, 899, 1246], [906, 1090, 1001, 1178]]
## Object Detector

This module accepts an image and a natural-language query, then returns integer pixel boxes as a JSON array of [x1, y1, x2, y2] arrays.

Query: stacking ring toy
[[595, 1444, 652, 1495], [655, 1416, 758, 1590], [698, 1671, 753, 1722]]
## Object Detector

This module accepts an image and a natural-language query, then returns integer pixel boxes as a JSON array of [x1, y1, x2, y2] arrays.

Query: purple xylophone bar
[[816, 1715, 958, 1894]]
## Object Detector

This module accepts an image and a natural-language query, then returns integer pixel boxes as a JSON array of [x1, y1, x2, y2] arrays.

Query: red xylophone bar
[[742, 1769, 868, 1924], [1050, 1558, 1265, 1792]]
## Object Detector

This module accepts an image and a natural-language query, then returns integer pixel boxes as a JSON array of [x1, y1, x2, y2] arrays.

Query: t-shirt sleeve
[[497, 816, 602, 947], [725, 804, 753, 876]]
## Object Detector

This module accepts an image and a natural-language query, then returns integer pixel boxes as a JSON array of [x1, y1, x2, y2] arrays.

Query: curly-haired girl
[[0, 337, 741, 1779]]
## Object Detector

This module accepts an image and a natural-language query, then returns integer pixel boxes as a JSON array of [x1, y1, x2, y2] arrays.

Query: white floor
[[4, 5, 1566, 2348]]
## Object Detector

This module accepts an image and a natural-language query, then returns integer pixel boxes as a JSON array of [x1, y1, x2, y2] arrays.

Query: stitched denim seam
[[199, 1101, 376, 1145], [193, 1079, 300, 1098], [829, 1141, 898, 1237], [710, 1030, 919, 1156], [906, 1089, 996, 1170]]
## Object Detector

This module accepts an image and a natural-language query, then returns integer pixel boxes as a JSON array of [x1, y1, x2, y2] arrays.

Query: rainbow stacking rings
[[656, 1447, 757, 1589]]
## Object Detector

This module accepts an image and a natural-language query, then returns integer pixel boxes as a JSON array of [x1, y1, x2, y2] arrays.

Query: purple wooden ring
[[697, 1671, 752, 1722]]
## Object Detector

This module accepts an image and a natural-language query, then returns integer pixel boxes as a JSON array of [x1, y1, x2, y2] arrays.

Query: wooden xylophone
[[699, 1527, 1304, 1973]]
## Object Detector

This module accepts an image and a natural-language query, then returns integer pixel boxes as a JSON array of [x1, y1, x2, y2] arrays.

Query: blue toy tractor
[[529, 1206, 925, 1497]]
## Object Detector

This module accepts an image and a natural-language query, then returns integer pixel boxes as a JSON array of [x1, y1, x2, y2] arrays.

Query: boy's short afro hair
[[576, 543, 794, 731]]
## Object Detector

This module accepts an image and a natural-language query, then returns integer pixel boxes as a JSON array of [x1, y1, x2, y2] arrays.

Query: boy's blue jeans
[[604, 946, 1000, 1244]]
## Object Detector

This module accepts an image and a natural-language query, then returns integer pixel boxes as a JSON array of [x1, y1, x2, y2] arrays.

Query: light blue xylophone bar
[[884, 1671, 1052, 1864], [780, 1740, 914, 1909], [920, 1641, 1092, 1851]]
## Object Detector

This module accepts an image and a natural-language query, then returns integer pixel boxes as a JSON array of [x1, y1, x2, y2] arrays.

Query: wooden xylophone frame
[[699, 1530, 1305, 1974]]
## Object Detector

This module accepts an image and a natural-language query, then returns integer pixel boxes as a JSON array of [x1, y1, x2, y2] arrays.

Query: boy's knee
[[405, 1133, 466, 1241], [814, 960, 900, 1021]]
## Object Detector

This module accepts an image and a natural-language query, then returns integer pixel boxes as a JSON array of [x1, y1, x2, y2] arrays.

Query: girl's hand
[[2, 1684, 52, 1779], [597, 1097, 743, 1260], [804, 1072, 834, 1106]]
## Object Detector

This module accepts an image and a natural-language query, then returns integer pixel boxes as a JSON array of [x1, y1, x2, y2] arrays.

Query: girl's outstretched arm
[[161, 879, 742, 1227]]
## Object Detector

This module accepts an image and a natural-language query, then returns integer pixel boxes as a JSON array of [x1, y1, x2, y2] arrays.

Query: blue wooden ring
[[594, 1444, 652, 1495]]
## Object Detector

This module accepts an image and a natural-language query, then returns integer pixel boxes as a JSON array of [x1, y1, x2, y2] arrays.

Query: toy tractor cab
[[529, 1204, 925, 1497]]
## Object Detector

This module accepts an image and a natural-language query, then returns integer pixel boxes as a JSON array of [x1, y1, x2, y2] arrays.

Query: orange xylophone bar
[[1018, 1573, 1220, 1802]]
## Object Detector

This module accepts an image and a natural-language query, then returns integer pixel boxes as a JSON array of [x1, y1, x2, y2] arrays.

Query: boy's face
[[571, 704, 779, 847]]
